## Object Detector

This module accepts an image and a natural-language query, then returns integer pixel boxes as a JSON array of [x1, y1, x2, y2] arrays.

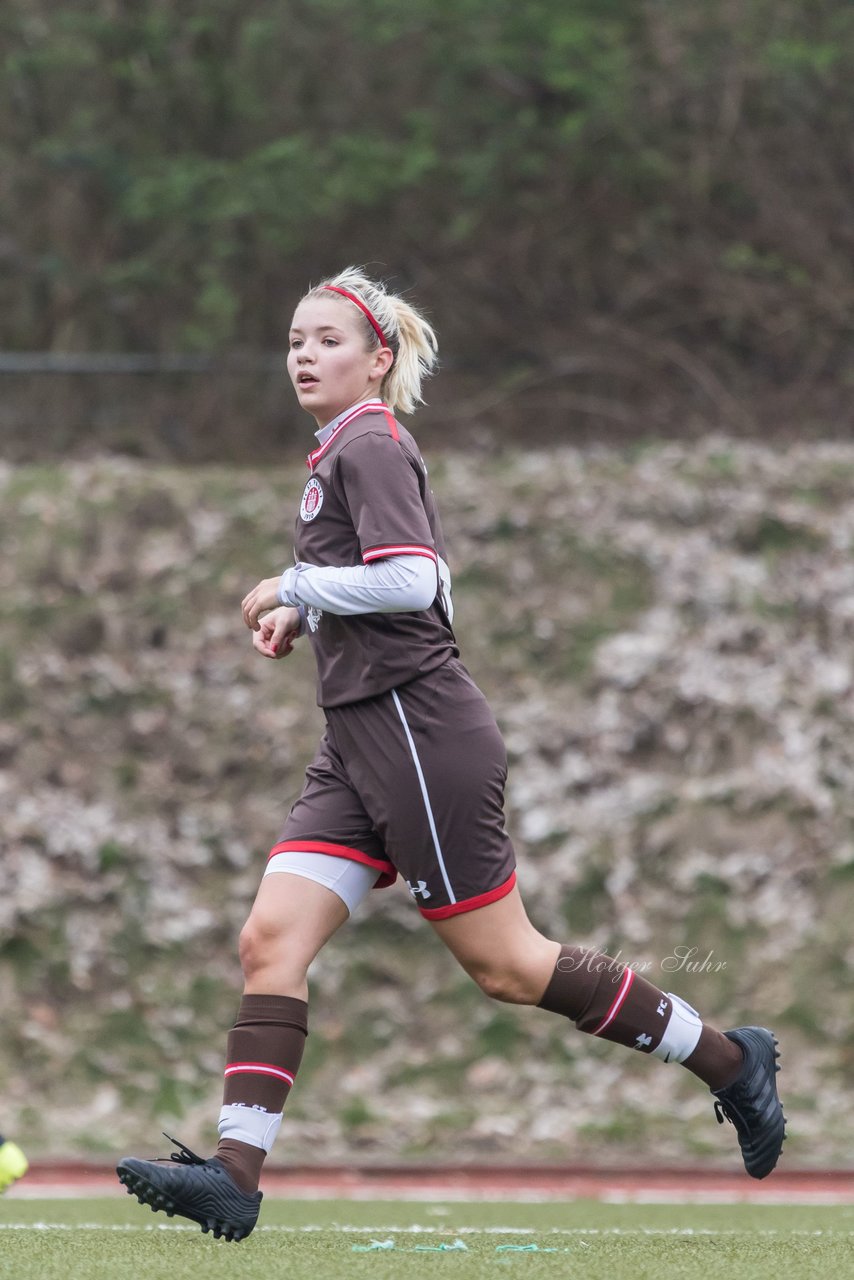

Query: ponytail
[[305, 267, 438, 416]]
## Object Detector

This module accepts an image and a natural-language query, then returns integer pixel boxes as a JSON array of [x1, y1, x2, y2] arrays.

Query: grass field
[[2, 1197, 852, 1280]]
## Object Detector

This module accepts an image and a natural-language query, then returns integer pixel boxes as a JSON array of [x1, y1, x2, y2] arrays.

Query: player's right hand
[[252, 606, 301, 659]]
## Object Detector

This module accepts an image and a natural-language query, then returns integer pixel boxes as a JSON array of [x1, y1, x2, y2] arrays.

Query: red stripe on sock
[[590, 967, 635, 1036], [224, 1062, 295, 1086]]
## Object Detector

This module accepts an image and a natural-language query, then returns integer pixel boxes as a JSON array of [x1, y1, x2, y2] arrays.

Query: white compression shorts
[[264, 849, 380, 917]]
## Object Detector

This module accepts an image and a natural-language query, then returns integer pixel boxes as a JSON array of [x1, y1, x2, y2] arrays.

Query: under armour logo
[[657, 999, 669, 1016], [407, 879, 431, 900], [635, 1033, 653, 1050]]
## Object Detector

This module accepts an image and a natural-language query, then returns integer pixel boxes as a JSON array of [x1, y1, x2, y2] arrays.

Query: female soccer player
[[118, 269, 785, 1241]]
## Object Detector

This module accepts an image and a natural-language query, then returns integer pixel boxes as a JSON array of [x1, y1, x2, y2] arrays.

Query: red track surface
[[10, 1163, 854, 1204]]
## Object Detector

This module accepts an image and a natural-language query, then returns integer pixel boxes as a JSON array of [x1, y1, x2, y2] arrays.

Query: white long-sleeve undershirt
[[277, 554, 437, 616]]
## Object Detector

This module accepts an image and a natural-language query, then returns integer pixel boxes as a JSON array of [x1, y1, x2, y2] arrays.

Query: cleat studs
[[114, 1148, 259, 1242]]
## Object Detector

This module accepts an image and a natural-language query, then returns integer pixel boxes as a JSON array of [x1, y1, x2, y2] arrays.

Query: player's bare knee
[[240, 906, 323, 987], [471, 963, 539, 1005], [239, 914, 288, 982], [237, 917, 264, 981]]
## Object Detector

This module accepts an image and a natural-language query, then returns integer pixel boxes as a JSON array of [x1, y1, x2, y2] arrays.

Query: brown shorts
[[271, 658, 517, 918]]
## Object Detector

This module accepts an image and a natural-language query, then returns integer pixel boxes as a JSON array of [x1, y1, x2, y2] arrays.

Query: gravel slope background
[[1, 438, 851, 1167]]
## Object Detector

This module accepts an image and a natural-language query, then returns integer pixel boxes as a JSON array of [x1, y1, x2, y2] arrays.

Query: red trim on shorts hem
[[417, 870, 517, 920], [268, 840, 396, 888]]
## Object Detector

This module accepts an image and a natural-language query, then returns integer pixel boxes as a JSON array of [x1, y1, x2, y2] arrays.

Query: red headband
[[323, 284, 390, 350]]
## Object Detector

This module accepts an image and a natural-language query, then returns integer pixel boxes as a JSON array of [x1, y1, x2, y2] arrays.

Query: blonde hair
[[304, 266, 438, 416]]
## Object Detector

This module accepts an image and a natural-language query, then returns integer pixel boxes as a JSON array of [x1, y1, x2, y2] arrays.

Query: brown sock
[[684, 1026, 744, 1090], [214, 994, 308, 1194], [214, 1137, 266, 1194], [538, 944, 742, 1088]]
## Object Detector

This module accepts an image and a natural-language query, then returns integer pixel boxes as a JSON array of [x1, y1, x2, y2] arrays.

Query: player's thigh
[[241, 871, 350, 974], [429, 884, 560, 1002]]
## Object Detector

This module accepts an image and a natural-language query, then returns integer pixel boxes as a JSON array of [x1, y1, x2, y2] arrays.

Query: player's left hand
[[253, 606, 301, 659], [242, 577, 283, 629]]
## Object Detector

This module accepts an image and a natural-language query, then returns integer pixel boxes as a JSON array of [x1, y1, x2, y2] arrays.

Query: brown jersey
[[294, 400, 458, 707]]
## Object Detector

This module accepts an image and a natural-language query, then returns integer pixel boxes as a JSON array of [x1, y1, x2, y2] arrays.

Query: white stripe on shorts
[[390, 687, 456, 905]]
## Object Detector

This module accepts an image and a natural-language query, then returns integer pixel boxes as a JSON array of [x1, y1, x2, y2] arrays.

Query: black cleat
[[116, 1134, 261, 1242], [712, 1026, 786, 1179]]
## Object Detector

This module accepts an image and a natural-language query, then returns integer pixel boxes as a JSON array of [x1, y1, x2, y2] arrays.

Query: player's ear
[[369, 346, 394, 382]]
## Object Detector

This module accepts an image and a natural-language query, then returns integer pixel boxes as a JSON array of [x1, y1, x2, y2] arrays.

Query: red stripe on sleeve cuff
[[362, 544, 438, 563]]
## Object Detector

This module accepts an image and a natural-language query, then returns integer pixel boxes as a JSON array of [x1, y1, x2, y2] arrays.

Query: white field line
[[1, 1224, 854, 1237]]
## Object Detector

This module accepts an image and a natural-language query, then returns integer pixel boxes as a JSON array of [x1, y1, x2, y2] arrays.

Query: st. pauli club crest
[[300, 477, 324, 522]]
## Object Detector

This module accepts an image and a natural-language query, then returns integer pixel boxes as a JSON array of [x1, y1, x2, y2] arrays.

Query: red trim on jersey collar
[[306, 399, 392, 470], [383, 406, 399, 441], [323, 285, 390, 349]]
